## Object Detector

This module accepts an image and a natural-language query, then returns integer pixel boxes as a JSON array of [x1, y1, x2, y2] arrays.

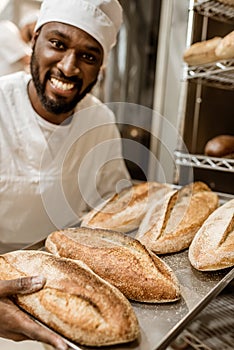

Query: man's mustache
[[53, 71, 83, 86]]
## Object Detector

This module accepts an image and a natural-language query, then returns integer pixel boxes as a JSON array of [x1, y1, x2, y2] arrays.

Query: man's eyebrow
[[47, 29, 69, 40], [47, 29, 103, 55], [85, 44, 103, 55]]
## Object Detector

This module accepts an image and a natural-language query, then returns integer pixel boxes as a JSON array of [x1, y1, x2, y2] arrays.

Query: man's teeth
[[51, 77, 74, 91]]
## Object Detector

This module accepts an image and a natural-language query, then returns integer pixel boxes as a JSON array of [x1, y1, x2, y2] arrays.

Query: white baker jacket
[[0, 72, 130, 247]]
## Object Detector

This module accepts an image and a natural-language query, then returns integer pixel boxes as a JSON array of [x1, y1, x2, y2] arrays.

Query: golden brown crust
[[189, 199, 234, 271], [0, 250, 140, 346], [215, 31, 234, 60], [183, 37, 221, 65], [136, 182, 219, 254], [81, 182, 173, 232], [216, 0, 234, 7], [45, 227, 180, 303], [204, 135, 234, 158]]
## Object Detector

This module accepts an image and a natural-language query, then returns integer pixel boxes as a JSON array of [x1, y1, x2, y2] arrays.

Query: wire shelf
[[194, 0, 234, 23], [174, 151, 234, 172], [170, 292, 234, 350], [185, 60, 234, 89]]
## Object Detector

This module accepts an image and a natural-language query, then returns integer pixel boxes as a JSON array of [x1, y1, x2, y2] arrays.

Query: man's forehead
[[42, 22, 101, 42]]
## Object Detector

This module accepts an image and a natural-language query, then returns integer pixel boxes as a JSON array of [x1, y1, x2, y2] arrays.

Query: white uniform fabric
[[0, 71, 130, 246], [0, 20, 31, 76]]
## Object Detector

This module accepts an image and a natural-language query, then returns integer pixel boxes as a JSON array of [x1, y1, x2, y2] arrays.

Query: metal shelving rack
[[174, 151, 234, 172], [175, 0, 234, 191], [170, 291, 234, 350], [194, 0, 234, 23], [186, 59, 234, 89], [173, 1, 234, 348]]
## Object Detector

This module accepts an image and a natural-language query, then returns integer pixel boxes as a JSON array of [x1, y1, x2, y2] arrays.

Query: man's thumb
[[0, 276, 46, 297]]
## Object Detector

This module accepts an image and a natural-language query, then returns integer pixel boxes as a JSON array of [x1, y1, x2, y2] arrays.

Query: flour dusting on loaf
[[136, 182, 219, 254], [0, 250, 140, 346], [189, 199, 234, 271], [46, 227, 181, 303], [81, 181, 172, 232]]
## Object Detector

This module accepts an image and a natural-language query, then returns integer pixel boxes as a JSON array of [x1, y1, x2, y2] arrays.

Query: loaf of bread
[[204, 135, 234, 158], [183, 37, 221, 65], [81, 181, 172, 233], [189, 199, 234, 271], [0, 250, 139, 346], [45, 227, 181, 303], [217, 0, 234, 6], [215, 31, 234, 60], [136, 182, 219, 254]]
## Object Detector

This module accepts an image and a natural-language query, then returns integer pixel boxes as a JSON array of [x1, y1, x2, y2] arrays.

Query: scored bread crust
[[0, 250, 140, 346], [188, 199, 234, 271], [81, 182, 172, 233], [45, 227, 181, 303], [136, 182, 219, 254]]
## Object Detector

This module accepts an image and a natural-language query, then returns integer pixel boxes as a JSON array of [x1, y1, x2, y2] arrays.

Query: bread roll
[[183, 37, 221, 65], [189, 199, 234, 271], [136, 182, 219, 254], [45, 227, 181, 303], [215, 31, 234, 60], [204, 135, 234, 158], [81, 181, 172, 233], [0, 250, 139, 346]]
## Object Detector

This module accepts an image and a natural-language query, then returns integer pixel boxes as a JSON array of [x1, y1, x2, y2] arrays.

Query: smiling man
[[29, 22, 103, 122], [0, 0, 130, 349]]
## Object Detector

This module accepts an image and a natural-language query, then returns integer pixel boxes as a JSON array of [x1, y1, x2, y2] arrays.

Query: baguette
[[0, 250, 140, 346], [215, 31, 234, 60], [188, 199, 234, 271], [204, 135, 234, 158], [183, 37, 221, 66], [81, 181, 172, 233], [136, 182, 219, 254], [45, 227, 181, 303]]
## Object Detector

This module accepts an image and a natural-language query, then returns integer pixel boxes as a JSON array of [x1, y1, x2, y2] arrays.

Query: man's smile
[[50, 77, 76, 92]]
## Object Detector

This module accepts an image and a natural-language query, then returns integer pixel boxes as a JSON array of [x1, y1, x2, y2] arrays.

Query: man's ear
[[31, 30, 40, 48]]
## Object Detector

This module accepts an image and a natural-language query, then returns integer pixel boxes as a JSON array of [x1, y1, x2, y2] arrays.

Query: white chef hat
[[34, 0, 123, 64]]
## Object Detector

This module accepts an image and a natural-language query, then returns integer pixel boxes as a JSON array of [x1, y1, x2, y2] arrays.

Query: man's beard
[[30, 50, 98, 115]]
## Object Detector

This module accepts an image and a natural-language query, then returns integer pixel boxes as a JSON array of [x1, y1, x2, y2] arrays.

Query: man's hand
[[0, 277, 67, 350]]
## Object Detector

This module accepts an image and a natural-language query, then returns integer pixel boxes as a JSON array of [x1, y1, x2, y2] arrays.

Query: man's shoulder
[[0, 71, 30, 91]]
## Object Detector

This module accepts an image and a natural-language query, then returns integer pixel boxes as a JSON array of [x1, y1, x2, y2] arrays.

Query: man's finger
[[0, 276, 46, 297], [0, 298, 67, 350], [20, 313, 68, 350]]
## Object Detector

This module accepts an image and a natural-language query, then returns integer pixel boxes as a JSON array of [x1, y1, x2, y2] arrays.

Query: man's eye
[[82, 53, 96, 63], [50, 40, 65, 50]]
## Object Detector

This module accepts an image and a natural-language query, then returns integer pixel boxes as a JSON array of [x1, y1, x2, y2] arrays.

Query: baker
[[0, 0, 130, 349]]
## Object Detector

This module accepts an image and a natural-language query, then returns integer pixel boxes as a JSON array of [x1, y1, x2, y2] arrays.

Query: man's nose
[[57, 50, 80, 77]]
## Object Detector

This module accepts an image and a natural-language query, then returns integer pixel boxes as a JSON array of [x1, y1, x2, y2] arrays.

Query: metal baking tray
[[22, 237, 234, 350]]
